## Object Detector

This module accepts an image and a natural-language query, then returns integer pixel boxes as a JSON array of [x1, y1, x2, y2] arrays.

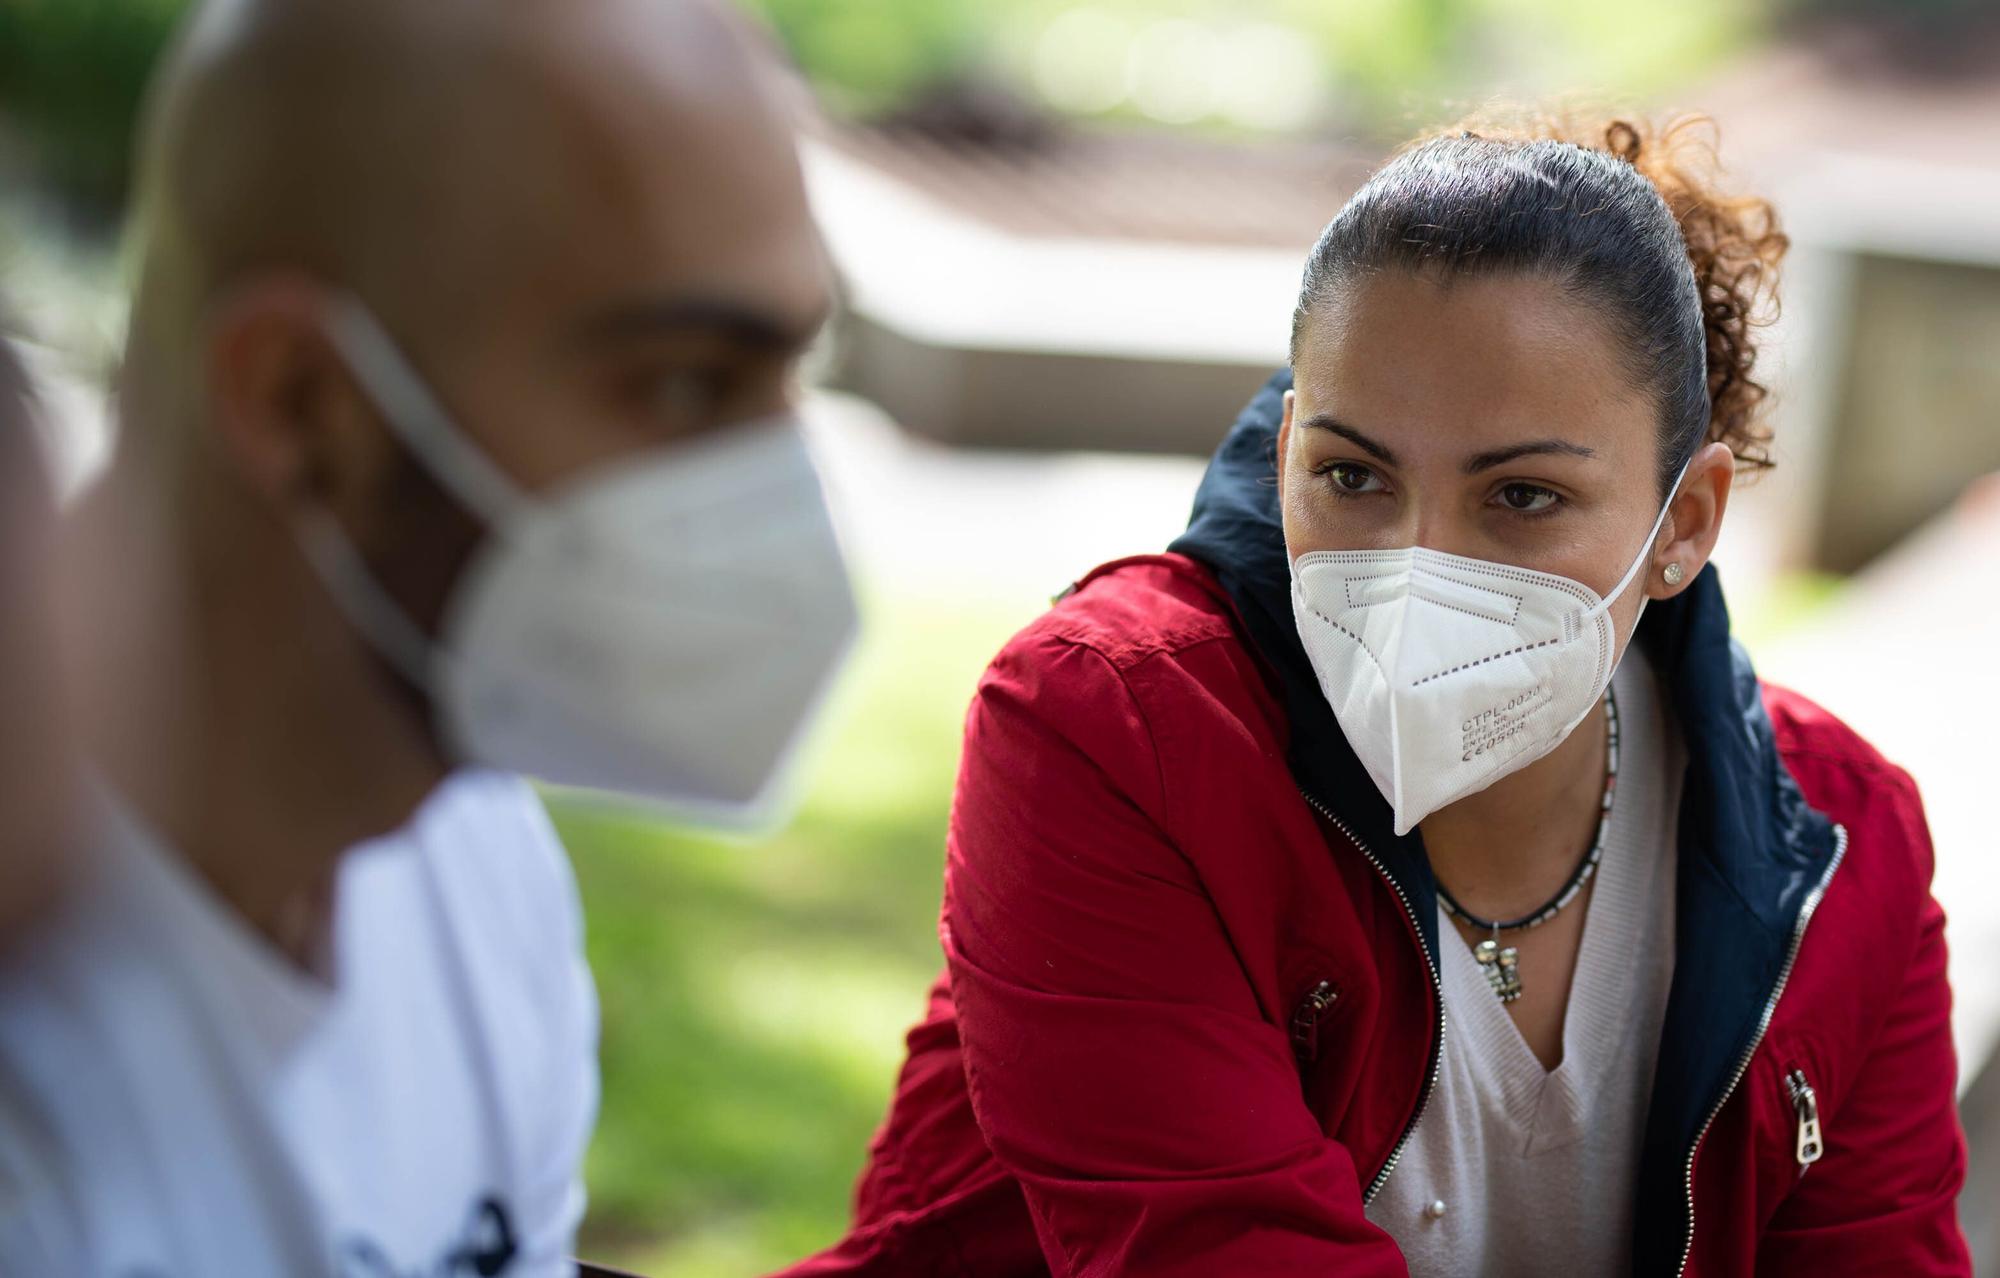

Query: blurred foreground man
[[0, 0, 854, 1273], [0, 338, 79, 950]]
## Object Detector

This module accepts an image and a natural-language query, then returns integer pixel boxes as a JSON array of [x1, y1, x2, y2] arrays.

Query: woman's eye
[[1321, 462, 1386, 495], [1496, 483, 1561, 514]]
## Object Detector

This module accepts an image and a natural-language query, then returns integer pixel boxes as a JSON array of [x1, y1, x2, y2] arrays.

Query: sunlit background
[[3, 0, 1997, 1272]]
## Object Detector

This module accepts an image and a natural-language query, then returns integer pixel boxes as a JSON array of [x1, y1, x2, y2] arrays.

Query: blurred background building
[[2, 0, 1994, 1272]]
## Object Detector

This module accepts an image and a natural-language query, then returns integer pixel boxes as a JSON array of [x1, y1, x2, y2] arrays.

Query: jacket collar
[[1170, 369, 1840, 1267]]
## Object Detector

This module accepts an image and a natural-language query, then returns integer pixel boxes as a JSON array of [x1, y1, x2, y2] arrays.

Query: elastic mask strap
[[1586, 457, 1694, 621], [295, 508, 438, 694], [323, 294, 529, 529]]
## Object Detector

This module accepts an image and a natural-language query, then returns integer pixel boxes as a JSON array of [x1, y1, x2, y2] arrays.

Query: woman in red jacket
[[783, 113, 1969, 1277]]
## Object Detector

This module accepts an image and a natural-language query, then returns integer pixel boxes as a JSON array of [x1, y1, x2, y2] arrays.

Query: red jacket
[[781, 379, 1967, 1277]]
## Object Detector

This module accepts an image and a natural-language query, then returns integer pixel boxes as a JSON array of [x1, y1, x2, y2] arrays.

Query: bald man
[[0, 0, 855, 1273]]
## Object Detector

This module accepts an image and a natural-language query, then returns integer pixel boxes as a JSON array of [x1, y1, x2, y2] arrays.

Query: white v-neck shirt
[[1367, 648, 1685, 1276], [0, 770, 598, 1277]]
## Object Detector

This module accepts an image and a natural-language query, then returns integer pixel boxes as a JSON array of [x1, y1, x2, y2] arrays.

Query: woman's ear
[[1648, 441, 1735, 600]]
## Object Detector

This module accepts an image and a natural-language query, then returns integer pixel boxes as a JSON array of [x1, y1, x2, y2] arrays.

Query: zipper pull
[[1786, 1069, 1823, 1168], [1292, 981, 1338, 1065]]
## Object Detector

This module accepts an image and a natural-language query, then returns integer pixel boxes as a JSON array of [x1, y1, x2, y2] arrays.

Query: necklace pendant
[[1474, 938, 1525, 1003]]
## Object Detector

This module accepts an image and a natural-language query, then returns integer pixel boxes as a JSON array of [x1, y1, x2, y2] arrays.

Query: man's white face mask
[[1289, 463, 1686, 836], [297, 295, 860, 830]]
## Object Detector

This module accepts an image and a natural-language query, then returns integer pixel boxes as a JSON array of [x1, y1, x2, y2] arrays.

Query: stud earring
[[1663, 562, 1685, 587]]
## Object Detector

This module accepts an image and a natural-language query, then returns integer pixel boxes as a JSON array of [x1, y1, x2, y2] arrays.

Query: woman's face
[[1278, 270, 1734, 639]]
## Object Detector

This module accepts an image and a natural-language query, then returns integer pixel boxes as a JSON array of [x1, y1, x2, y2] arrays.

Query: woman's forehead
[[1292, 271, 1655, 463]]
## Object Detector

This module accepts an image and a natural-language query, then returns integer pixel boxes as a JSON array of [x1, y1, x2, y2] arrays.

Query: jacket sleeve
[[943, 633, 1409, 1278], [1757, 772, 1971, 1275]]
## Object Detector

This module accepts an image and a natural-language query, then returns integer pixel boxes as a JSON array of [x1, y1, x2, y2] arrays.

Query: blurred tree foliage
[[0, 0, 1982, 229], [742, 0, 988, 114], [745, 0, 1763, 137], [0, 0, 188, 217], [0, 0, 1766, 216]]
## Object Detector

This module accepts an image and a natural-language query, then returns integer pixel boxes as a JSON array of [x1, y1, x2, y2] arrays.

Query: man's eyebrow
[[1462, 439, 1598, 473], [1301, 414, 1400, 466], [570, 295, 833, 352]]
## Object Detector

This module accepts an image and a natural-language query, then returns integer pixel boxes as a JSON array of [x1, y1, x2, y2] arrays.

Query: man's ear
[[203, 275, 387, 516], [1647, 441, 1734, 600]]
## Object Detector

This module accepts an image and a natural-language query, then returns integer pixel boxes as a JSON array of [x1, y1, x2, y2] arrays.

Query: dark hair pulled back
[[1291, 111, 1788, 494]]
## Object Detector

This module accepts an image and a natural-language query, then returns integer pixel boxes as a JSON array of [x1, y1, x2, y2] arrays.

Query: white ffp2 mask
[[299, 296, 860, 829], [1290, 470, 1685, 836]]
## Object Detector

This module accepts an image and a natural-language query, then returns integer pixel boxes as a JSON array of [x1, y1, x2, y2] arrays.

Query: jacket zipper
[[1786, 1068, 1824, 1171], [1292, 980, 1339, 1064], [1298, 788, 1444, 1203], [1675, 823, 1847, 1277]]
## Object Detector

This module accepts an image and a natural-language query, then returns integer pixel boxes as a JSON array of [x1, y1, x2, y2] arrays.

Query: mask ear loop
[[322, 294, 531, 531], [1586, 455, 1695, 624], [294, 508, 439, 693], [301, 295, 525, 708]]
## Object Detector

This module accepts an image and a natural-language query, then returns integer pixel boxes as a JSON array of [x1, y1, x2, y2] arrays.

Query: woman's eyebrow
[[1463, 439, 1597, 473], [1302, 415, 1399, 465]]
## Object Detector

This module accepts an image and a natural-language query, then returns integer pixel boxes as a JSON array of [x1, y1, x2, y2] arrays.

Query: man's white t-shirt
[[0, 770, 598, 1277]]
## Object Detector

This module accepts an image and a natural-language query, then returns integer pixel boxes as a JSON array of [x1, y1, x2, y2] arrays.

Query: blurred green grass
[[557, 589, 1040, 1276]]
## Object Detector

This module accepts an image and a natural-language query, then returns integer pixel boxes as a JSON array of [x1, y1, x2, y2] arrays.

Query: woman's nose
[[1408, 507, 1477, 559]]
